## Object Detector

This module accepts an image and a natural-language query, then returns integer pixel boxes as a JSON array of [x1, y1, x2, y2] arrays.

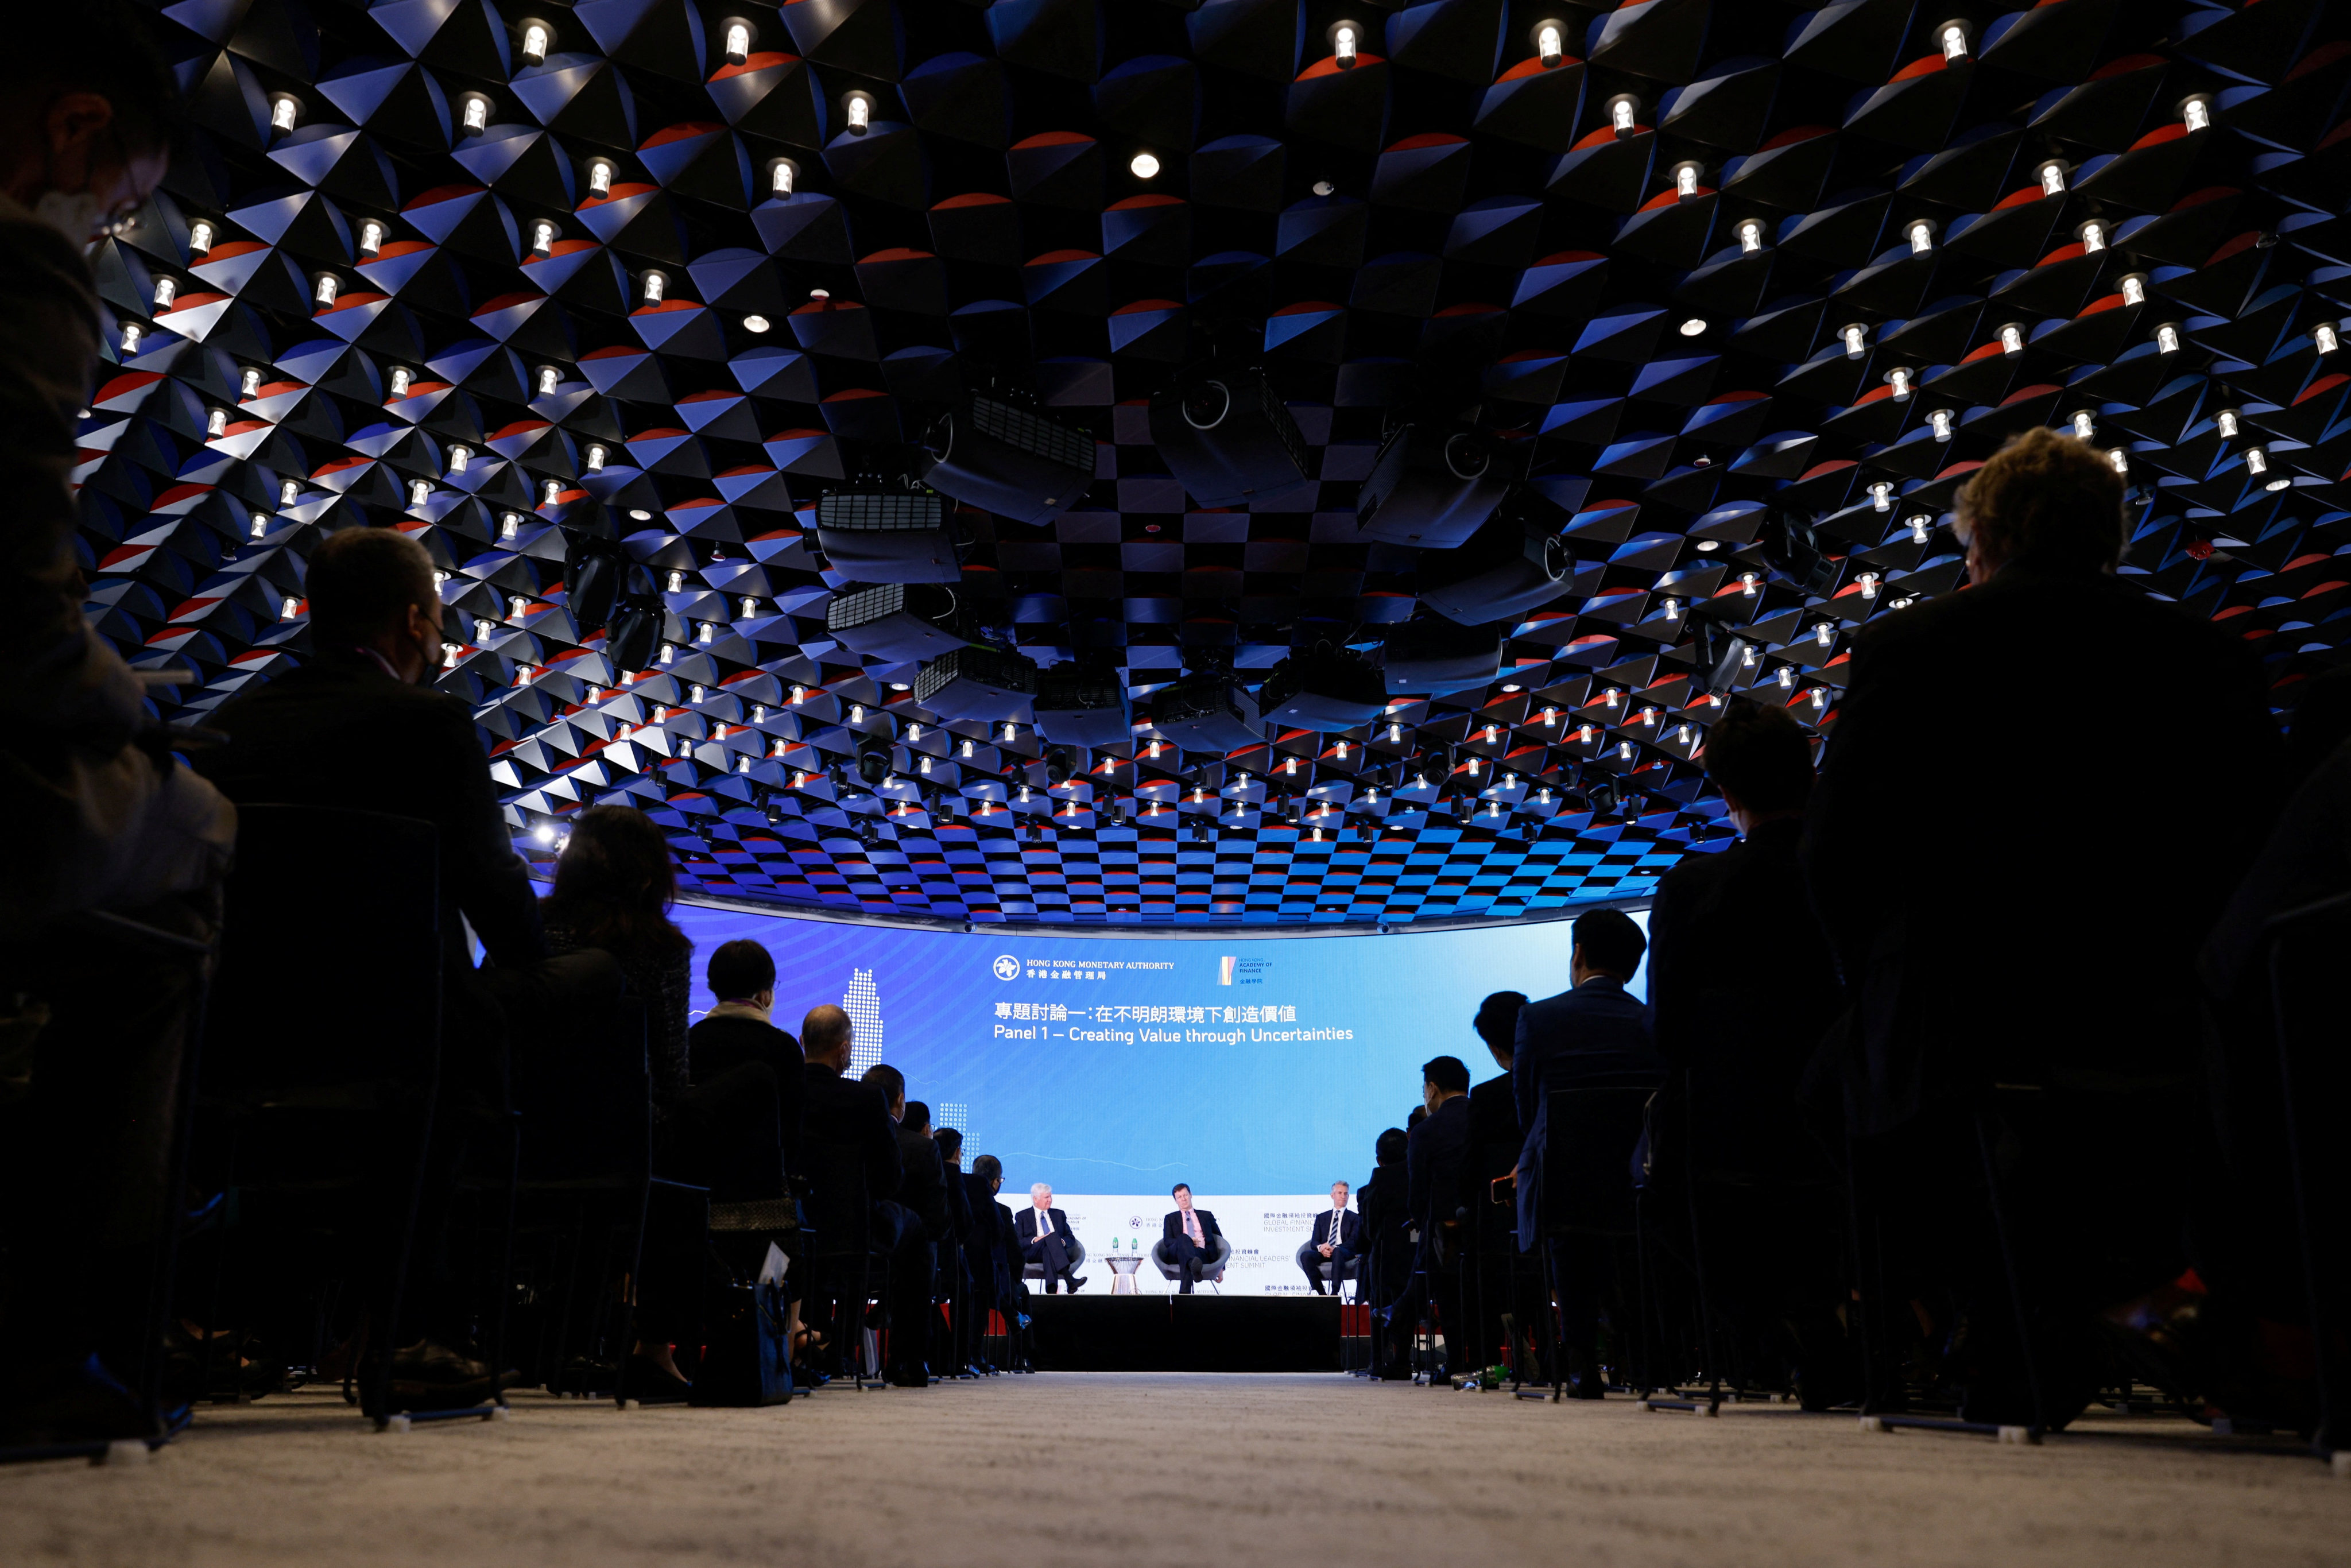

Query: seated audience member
[[1356, 1128, 1414, 1376], [196, 525, 616, 1410], [1648, 700, 1850, 1401], [933, 1128, 978, 1372], [970, 1155, 1029, 1368], [681, 938, 805, 1187], [539, 806, 692, 1108], [1162, 1183, 1223, 1295], [1407, 1056, 1475, 1378], [863, 1067, 947, 1384], [1466, 993, 1532, 1378], [1017, 1183, 1084, 1293], [0, 14, 239, 1443], [1511, 913, 1658, 1397], [1302, 1181, 1361, 1295], [800, 1009, 926, 1384], [1806, 428, 2282, 1424]]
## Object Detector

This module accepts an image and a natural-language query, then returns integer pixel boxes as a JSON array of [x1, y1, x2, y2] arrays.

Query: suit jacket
[[1407, 1094, 1473, 1240], [686, 1010, 805, 1174], [1016, 1205, 1075, 1260], [1162, 1207, 1222, 1252], [1804, 566, 2280, 1135], [1512, 977, 1663, 1130], [1648, 816, 1840, 1179], [1310, 1207, 1361, 1250], [896, 1124, 951, 1238], [196, 648, 544, 983], [800, 1063, 901, 1203], [940, 1154, 975, 1245]]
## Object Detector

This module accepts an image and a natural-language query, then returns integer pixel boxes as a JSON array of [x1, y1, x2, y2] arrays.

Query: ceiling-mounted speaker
[[913, 644, 1037, 721], [1145, 672, 1262, 752], [917, 393, 1097, 524], [1380, 618, 1506, 695], [1417, 509, 1573, 625], [826, 582, 967, 661], [1033, 662, 1132, 746], [1355, 421, 1513, 548], [1147, 366, 1311, 506], [816, 486, 962, 583], [1257, 646, 1386, 730]]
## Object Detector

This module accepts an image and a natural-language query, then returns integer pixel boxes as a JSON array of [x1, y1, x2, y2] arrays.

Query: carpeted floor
[[6, 1377, 2346, 1567]]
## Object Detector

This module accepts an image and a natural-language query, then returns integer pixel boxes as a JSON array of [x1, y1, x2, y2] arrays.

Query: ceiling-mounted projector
[[1256, 647, 1385, 731], [1356, 421, 1512, 549], [917, 393, 1097, 525], [816, 486, 962, 584], [826, 582, 966, 662], [1145, 673, 1262, 753], [1148, 366, 1311, 507], [1380, 618, 1506, 696], [913, 644, 1037, 721], [1033, 663, 1133, 747], [1417, 508, 1573, 625]]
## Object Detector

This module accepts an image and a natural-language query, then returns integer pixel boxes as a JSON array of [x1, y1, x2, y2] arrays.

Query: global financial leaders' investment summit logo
[[993, 955, 1020, 981], [1218, 955, 1236, 986]]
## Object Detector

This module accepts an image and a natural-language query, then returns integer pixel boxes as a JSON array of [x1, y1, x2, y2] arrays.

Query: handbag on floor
[[690, 1244, 795, 1407]]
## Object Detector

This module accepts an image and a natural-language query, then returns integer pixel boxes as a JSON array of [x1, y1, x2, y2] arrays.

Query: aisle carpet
[[6, 1376, 2346, 1567]]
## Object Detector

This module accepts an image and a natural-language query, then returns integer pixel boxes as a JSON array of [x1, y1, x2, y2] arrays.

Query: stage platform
[[1024, 1294, 1355, 1372]]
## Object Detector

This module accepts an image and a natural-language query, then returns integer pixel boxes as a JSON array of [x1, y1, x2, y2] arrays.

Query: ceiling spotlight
[[1696, 539, 1719, 552], [1130, 152, 1160, 180], [629, 508, 652, 520], [743, 313, 770, 333], [2182, 96, 2211, 132], [1332, 22, 1358, 67], [521, 21, 549, 63], [1679, 317, 1706, 337], [1608, 94, 1639, 135], [845, 94, 870, 133], [1939, 21, 1967, 60], [1312, 179, 1335, 197], [1737, 218, 1764, 253], [1537, 22, 1563, 66]]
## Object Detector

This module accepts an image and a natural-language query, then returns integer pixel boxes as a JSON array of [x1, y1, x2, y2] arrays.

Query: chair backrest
[[800, 1138, 873, 1259], [517, 992, 652, 1184], [1541, 1082, 1658, 1236], [204, 803, 440, 1097]]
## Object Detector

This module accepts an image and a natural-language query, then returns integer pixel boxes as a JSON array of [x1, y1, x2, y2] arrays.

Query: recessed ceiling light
[[1130, 152, 1160, 180], [1312, 180, 1335, 197], [1499, 683, 1521, 693], [628, 508, 652, 520], [1697, 539, 1720, 552], [889, 682, 909, 691], [1679, 317, 1707, 336], [743, 313, 769, 333], [2265, 478, 2292, 491]]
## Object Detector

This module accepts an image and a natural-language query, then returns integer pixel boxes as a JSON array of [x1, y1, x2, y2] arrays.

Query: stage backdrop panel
[[672, 908, 1646, 1292]]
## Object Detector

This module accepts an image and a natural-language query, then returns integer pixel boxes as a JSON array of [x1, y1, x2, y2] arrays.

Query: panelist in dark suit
[[1302, 1182, 1362, 1294], [1161, 1184, 1223, 1294], [1017, 1183, 1085, 1293]]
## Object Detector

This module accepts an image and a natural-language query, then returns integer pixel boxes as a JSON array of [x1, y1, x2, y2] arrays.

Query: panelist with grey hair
[[1016, 1183, 1084, 1294]]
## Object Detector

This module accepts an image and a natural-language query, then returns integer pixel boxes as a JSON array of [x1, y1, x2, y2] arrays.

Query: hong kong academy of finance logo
[[993, 955, 1020, 981]]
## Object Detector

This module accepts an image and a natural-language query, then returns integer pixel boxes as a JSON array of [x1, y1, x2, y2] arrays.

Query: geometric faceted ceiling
[[90, 0, 2349, 925]]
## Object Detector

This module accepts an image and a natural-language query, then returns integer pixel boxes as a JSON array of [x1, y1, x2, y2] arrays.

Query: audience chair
[[799, 1140, 889, 1389], [2263, 888, 2350, 1464], [1530, 1080, 1661, 1404], [191, 804, 506, 1431], [0, 907, 216, 1466], [1151, 1234, 1231, 1292]]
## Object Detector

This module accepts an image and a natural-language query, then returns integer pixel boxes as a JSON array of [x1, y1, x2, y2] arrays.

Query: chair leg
[[370, 1102, 439, 1426], [610, 1177, 652, 1409], [488, 1113, 520, 1397], [1845, 1137, 1901, 1418], [1683, 1178, 1724, 1404], [1974, 1109, 2049, 1438]]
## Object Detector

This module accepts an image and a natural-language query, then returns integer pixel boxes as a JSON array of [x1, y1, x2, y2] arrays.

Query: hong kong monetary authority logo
[[993, 955, 1020, 981]]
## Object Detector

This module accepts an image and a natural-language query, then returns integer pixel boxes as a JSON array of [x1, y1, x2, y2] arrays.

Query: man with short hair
[[1017, 1182, 1083, 1294], [1806, 427, 2282, 1424], [680, 938, 804, 1188], [1302, 1180, 1361, 1295], [1161, 1183, 1223, 1294], [0, 9, 239, 1445], [862, 1065, 948, 1383], [1510, 912, 1660, 1397], [1406, 1056, 1476, 1376], [800, 1020, 927, 1383], [1649, 701, 1850, 1403]]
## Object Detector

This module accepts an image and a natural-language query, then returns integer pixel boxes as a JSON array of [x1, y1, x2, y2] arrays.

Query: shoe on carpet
[[625, 1353, 694, 1404], [885, 1362, 930, 1388]]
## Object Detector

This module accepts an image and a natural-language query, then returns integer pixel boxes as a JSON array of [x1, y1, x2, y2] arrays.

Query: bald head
[[801, 1004, 853, 1071]]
